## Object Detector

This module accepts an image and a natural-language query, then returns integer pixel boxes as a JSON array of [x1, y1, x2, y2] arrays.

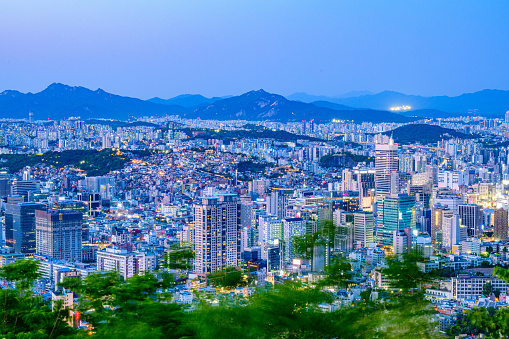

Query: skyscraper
[[353, 211, 374, 248], [5, 202, 46, 254], [458, 204, 483, 237], [442, 214, 467, 251], [193, 194, 241, 274], [375, 139, 399, 200], [36, 210, 83, 262], [431, 205, 453, 242], [266, 189, 289, 220], [382, 194, 415, 247], [494, 208, 509, 242]]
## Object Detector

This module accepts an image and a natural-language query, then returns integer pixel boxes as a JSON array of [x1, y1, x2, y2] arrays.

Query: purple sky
[[0, 0, 508, 99]]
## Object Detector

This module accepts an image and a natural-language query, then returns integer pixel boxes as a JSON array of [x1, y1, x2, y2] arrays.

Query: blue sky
[[0, 0, 508, 99]]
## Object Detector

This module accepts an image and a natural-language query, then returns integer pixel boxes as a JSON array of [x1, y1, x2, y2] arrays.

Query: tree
[[293, 232, 319, 260], [162, 243, 195, 271], [316, 257, 353, 289], [382, 252, 433, 291], [482, 282, 493, 296], [494, 266, 509, 282], [207, 267, 249, 290], [0, 260, 75, 338], [486, 246, 494, 255], [60, 270, 187, 337]]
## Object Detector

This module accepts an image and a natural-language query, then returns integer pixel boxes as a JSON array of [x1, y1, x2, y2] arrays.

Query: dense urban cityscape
[[2, 1, 508, 338], [0, 108, 508, 337]]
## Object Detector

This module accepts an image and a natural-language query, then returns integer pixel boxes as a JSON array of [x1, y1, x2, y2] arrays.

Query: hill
[[0, 149, 130, 176], [0, 83, 188, 120], [382, 124, 476, 145], [184, 90, 416, 124], [181, 127, 322, 144]]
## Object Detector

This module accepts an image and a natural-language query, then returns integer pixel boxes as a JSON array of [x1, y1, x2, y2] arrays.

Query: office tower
[[11, 180, 41, 201], [332, 209, 354, 252], [375, 139, 399, 200], [301, 120, 306, 135], [494, 208, 509, 242], [431, 205, 453, 242], [505, 110, 509, 124], [458, 204, 483, 237], [36, 210, 83, 262], [354, 169, 376, 204], [282, 217, 305, 264], [0, 177, 10, 198], [321, 191, 359, 221], [432, 190, 464, 214], [266, 189, 289, 220], [353, 211, 374, 248], [442, 214, 467, 251], [5, 202, 46, 254], [381, 194, 415, 247], [84, 176, 115, 199], [193, 194, 241, 274], [57, 200, 89, 246], [77, 192, 102, 217]]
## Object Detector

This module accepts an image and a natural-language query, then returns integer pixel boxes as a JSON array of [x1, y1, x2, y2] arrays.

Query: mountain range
[[0, 83, 187, 121], [0, 83, 507, 122], [288, 90, 509, 115]]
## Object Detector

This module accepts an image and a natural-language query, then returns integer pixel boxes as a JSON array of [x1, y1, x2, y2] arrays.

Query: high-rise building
[[282, 217, 305, 264], [5, 202, 46, 254], [11, 180, 40, 201], [381, 194, 415, 247], [101, 133, 112, 148], [57, 200, 89, 246], [458, 204, 483, 237], [35, 210, 83, 262], [494, 208, 509, 242], [266, 189, 289, 220], [442, 214, 467, 251], [431, 205, 453, 242], [393, 228, 413, 255], [375, 139, 399, 200], [193, 194, 241, 274], [353, 211, 374, 248]]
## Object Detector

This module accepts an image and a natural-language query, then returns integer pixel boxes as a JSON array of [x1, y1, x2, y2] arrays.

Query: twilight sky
[[0, 0, 508, 99]]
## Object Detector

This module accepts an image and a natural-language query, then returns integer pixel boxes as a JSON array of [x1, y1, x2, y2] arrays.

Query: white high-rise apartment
[[193, 194, 241, 274], [353, 211, 374, 248], [442, 214, 467, 251]]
